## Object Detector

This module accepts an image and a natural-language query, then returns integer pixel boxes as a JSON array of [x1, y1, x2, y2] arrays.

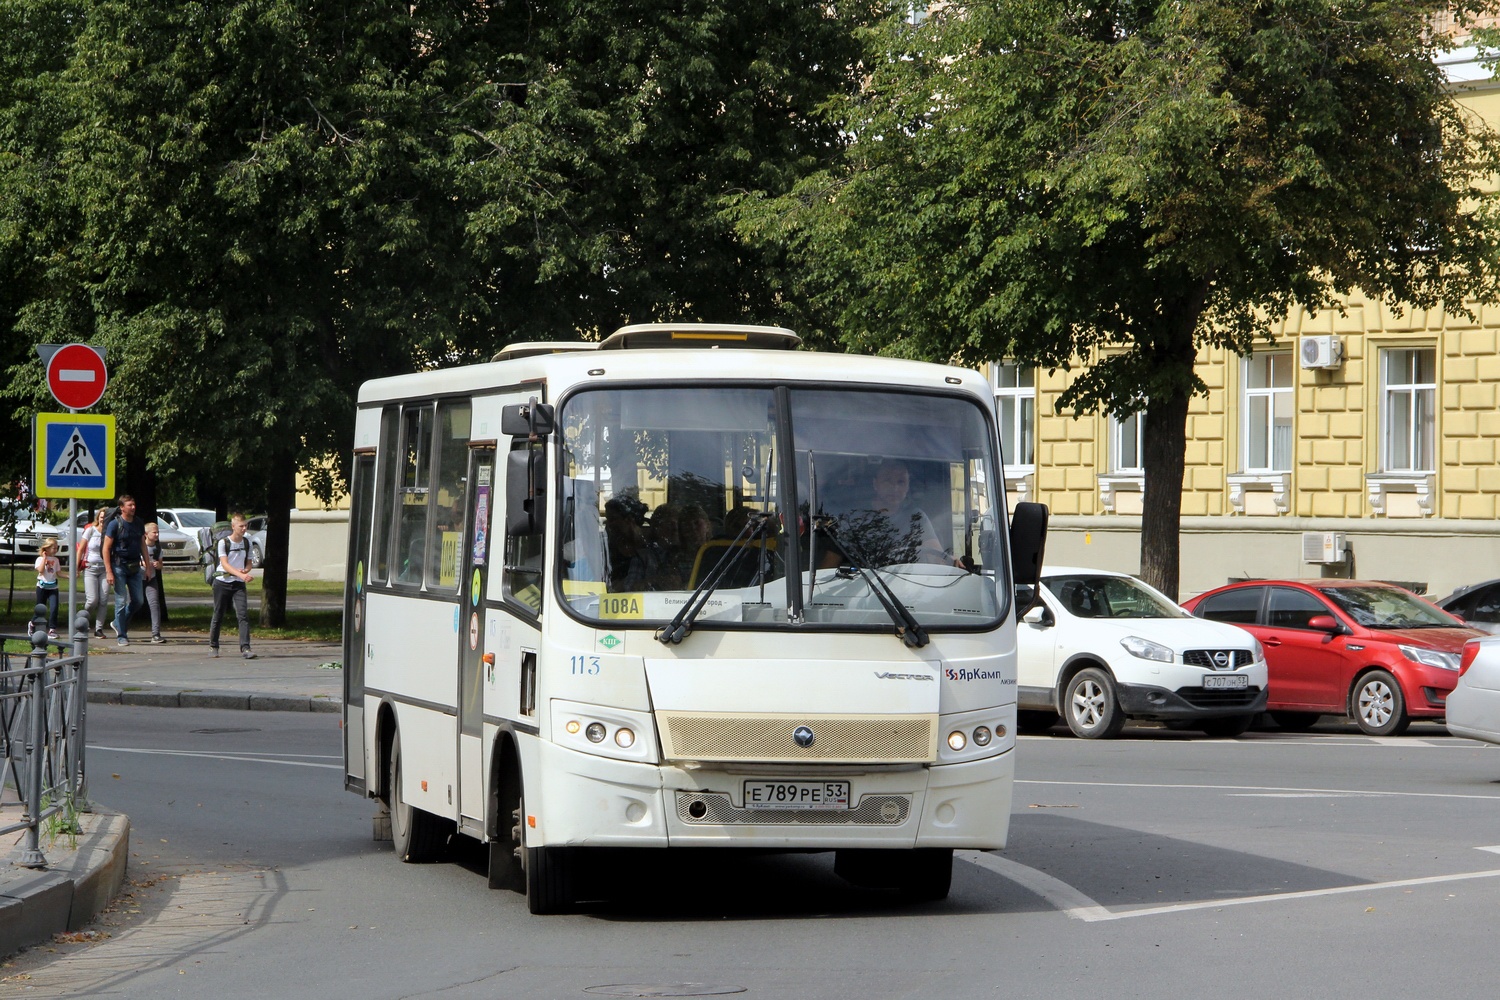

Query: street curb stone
[[0, 809, 130, 960]]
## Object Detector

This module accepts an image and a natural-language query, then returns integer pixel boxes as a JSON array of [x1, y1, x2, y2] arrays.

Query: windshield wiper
[[815, 517, 929, 649], [656, 512, 775, 645]]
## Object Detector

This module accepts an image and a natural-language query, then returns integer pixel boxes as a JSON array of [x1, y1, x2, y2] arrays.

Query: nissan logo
[[1212, 651, 1230, 669], [793, 726, 815, 748]]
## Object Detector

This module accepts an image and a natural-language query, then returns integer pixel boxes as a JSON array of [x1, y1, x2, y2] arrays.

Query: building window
[[1111, 410, 1144, 474], [990, 362, 1035, 470], [1382, 348, 1435, 472], [1243, 352, 1293, 472]]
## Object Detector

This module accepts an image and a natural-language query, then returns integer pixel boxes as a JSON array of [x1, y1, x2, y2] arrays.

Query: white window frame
[[1380, 347, 1436, 473], [1241, 351, 1294, 474], [989, 361, 1035, 474], [1110, 410, 1145, 475]]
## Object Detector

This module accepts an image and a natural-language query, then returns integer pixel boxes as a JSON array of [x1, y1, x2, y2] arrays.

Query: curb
[[87, 688, 341, 713], [0, 808, 130, 960]]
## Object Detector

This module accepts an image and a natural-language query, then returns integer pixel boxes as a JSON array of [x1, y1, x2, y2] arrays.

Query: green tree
[[737, 1, 1500, 597], [0, 0, 573, 623], [476, 0, 883, 343]]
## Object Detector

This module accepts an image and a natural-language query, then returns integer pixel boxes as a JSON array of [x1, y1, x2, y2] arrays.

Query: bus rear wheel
[[388, 729, 448, 863]]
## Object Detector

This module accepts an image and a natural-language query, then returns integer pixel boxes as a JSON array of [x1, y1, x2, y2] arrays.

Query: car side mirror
[[1307, 614, 1342, 634], [1023, 604, 1049, 626]]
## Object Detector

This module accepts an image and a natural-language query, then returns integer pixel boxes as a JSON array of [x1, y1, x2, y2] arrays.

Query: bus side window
[[504, 439, 545, 614], [370, 406, 400, 585], [426, 399, 471, 593], [393, 403, 435, 590]]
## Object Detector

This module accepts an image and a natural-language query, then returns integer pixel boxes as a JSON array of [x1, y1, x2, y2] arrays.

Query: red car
[[1181, 580, 1483, 736]]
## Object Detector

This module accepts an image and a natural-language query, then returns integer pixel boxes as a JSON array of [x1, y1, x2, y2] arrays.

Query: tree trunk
[[1140, 393, 1190, 601], [259, 452, 296, 628]]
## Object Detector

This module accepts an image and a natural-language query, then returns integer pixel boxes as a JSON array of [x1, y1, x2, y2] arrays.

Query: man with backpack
[[101, 494, 145, 647], [210, 513, 257, 659]]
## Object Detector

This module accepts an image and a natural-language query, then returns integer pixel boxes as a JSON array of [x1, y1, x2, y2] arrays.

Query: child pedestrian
[[142, 521, 166, 644], [34, 538, 61, 639]]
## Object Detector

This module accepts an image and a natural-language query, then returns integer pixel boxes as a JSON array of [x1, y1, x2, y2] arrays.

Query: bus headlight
[[947, 731, 968, 751], [937, 707, 1013, 763], [551, 699, 659, 764], [973, 726, 992, 747]]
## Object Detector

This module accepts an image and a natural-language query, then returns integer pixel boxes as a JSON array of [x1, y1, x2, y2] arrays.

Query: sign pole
[[66, 404, 77, 650]]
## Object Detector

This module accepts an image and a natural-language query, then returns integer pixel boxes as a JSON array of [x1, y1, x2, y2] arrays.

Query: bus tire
[[488, 762, 524, 891], [389, 729, 448, 863], [524, 843, 576, 914]]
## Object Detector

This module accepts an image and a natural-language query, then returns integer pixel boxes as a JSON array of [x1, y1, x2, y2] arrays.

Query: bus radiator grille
[[676, 791, 911, 826], [658, 712, 936, 763]]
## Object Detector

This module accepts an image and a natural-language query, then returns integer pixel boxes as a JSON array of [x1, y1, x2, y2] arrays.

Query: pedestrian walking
[[142, 520, 166, 644], [77, 507, 111, 637], [101, 494, 146, 646], [34, 538, 61, 639], [209, 514, 256, 659]]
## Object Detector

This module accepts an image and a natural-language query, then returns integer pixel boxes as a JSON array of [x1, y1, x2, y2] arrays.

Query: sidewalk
[[3, 628, 344, 959]]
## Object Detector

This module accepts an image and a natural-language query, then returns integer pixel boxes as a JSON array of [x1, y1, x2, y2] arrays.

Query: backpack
[[200, 520, 238, 585]]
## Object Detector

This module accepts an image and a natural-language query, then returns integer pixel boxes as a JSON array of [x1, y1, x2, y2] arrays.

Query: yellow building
[[995, 46, 1500, 601]]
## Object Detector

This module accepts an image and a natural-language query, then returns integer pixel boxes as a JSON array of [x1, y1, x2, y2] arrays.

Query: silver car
[[1447, 636, 1500, 745]]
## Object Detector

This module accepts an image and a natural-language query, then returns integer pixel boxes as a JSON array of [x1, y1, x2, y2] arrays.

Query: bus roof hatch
[[491, 342, 599, 363], [597, 324, 801, 351]]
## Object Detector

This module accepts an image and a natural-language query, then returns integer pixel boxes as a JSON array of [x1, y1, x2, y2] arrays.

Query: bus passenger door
[[343, 452, 376, 793], [457, 447, 495, 834]]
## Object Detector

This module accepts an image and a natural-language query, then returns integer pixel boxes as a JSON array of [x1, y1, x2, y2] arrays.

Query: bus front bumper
[[526, 739, 1014, 851]]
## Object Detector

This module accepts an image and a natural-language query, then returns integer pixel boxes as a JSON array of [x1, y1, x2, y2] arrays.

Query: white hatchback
[[1017, 567, 1269, 739], [1447, 635, 1500, 745]]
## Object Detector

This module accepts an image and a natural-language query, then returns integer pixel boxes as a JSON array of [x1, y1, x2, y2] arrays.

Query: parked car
[[1446, 635, 1500, 744], [1434, 579, 1500, 635], [1016, 567, 1269, 739], [1183, 579, 1484, 737], [1, 499, 70, 566], [245, 515, 267, 567]]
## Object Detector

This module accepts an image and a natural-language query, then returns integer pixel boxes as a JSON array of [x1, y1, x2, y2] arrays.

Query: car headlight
[[1248, 636, 1265, 663], [1398, 644, 1461, 671], [1121, 636, 1175, 663]]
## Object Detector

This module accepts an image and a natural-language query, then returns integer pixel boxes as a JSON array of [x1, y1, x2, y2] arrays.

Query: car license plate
[[743, 780, 850, 810], [1203, 674, 1249, 690]]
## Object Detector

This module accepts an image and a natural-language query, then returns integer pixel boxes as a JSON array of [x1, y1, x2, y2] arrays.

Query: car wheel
[[388, 730, 449, 862], [1064, 666, 1127, 739], [1269, 711, 1322, 732], [1016, 710, 1060, 734], [1352, 670, 1410, 737], [251, 543, 263, 568], [1200, 715, 1254, 738]]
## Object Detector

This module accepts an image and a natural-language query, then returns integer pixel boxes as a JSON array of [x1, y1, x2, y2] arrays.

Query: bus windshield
[[558, 385, 1006, 632]]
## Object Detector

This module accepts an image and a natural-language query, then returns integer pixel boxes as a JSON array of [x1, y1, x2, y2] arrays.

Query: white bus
[[342, 324, 1047, 913]]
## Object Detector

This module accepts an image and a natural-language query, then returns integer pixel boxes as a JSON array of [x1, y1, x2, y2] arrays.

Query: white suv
[[1017, 567, 1268, 738]]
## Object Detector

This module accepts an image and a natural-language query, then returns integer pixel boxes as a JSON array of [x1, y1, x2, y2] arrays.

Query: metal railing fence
[[1, 609, 90, 868]]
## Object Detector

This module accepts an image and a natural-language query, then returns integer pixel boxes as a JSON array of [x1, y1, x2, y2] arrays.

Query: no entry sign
[[45, 343, 108, 410]]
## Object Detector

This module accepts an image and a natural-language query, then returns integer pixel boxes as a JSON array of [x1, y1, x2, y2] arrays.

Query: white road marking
[[958, 851, 1110, 921], [90, 744, 341, 769], [961, 853, 1500, 922], [1017, 778, 1500, 803]]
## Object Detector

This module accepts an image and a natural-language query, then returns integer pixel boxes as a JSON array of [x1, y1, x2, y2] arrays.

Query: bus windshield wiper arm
[[815, 518, 929, 649], [656, 512, 775, 645]]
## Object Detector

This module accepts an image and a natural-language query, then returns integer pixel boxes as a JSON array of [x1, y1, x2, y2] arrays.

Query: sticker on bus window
[[598, 593, 645, 619]]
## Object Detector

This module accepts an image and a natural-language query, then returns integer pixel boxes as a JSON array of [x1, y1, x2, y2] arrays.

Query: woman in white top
[[76, 508, 110, 637]]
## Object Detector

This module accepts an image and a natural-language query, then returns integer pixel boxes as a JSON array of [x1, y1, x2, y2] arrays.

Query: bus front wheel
[[388, 729, 448, 863]]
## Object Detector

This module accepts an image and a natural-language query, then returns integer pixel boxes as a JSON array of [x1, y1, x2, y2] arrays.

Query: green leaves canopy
[[736, 0, 1500, 594]]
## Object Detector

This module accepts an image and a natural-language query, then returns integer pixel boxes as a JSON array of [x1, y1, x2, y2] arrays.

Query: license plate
[[1203, 674, 1249, 690], [743, 780, 850, 810]]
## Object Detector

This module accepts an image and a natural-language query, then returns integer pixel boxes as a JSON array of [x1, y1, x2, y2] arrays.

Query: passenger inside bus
[[603, 494, 678, 592], [818, 458, 955, 568]]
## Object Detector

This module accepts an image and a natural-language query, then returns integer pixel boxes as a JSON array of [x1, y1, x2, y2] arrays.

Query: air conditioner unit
[[1301, 531, 1347, 564], [1299, 335, 1344, 369]]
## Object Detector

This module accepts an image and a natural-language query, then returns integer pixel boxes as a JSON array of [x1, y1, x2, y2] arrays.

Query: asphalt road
[[6, 710, 1500, 998]]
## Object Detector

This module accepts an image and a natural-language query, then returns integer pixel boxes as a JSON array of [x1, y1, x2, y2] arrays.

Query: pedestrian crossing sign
[[34, 412, 115, 500]]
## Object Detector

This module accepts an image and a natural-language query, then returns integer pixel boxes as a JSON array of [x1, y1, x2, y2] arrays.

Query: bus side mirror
[[1009, 501, 1048, 588], [506, 447, 547, 536], [501, 398, 555, 437]]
